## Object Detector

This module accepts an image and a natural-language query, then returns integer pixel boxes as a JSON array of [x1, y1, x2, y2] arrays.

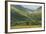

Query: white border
[[8, 2, 44, 32]]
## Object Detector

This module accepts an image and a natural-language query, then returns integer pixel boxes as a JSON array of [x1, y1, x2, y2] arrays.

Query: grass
[[11, 25, 41, 29]]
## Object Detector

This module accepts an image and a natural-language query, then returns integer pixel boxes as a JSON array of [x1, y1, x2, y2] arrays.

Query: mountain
[[11, 5, 42, 24], [11, 5, 33, 12], [11, 5, 42, 18], [11, 5, 34, 18], [33, 6, 42, 13]]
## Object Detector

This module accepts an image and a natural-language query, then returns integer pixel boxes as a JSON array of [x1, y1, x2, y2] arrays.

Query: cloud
[[21, 5, 40, 10]]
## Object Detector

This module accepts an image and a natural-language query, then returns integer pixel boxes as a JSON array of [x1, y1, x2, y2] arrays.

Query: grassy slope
[[11, 25, 41, 29]]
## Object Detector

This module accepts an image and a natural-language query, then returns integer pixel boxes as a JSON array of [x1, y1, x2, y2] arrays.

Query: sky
[[21, 5, 41, 10]]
